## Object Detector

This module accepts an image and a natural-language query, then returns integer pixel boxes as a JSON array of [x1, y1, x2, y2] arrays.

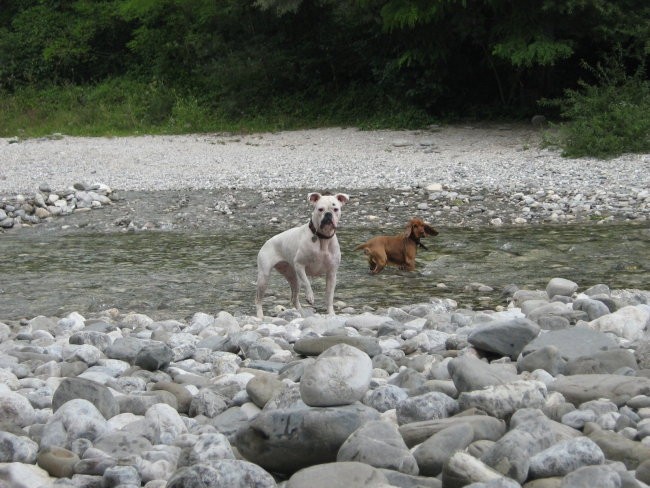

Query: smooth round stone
[[37, 446, 80, 478], [300, 344, 372, 407]]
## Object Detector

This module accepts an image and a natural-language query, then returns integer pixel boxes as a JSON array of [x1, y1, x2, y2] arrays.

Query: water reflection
[[1, 223, 648, 320]]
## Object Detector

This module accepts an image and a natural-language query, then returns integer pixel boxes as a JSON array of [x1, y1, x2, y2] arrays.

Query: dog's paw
[[305, 291, 315, 305]]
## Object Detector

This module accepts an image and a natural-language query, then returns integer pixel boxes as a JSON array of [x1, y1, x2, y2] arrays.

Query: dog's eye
[[333, 208, 339, 212], [318, 208, 324, 212]]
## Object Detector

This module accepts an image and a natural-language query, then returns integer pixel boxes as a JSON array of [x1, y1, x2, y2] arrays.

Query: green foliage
[[544, 58, 650, 158], [0, 0, 648, 159]]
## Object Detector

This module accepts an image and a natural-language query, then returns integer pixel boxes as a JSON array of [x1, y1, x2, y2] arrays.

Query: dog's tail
[[354, 243, 370, 252]]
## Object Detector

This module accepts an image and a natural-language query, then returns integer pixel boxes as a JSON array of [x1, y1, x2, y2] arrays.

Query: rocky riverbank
[[1, 277, 650, 487], [1, 126, 649, 234]]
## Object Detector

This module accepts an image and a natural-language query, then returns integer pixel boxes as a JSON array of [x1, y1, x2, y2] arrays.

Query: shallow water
[[1, 223, 648, 321]]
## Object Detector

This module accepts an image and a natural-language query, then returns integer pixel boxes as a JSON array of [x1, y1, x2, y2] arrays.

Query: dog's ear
[[308, 192, 322, 204], [335, 193, 349, 205], [425, 224, 439, 236], [404, 221, 414, 237]]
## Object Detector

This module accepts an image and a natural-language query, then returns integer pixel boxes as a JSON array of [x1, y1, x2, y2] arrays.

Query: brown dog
[[355, 218, 438, 274]]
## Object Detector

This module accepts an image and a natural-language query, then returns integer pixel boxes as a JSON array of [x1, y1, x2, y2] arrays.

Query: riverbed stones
[[299, 344, 373, 407], [2, 278, 650, 486], [286, 461, 389, 488]]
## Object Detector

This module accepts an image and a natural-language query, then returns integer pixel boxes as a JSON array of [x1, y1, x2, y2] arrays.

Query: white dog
[[256, 192, 350, 318]]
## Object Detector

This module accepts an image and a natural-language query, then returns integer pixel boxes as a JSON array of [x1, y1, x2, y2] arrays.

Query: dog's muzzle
[[321, 212, 335, 228]]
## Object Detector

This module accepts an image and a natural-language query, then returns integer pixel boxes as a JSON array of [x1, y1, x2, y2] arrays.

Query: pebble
[[0, 277, 649, 487]]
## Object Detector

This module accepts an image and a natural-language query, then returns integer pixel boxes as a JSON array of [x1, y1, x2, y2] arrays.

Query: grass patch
[[0, 79, 436, 139]]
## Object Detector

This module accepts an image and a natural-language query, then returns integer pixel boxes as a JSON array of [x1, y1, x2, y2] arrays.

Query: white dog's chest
[[298, 239, 340, 276]]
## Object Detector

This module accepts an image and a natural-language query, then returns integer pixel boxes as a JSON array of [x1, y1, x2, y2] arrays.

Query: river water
[[1, 222, 648, 321]]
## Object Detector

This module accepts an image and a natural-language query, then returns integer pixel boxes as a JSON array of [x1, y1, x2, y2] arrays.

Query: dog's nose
[[322, 212, 333, 224]]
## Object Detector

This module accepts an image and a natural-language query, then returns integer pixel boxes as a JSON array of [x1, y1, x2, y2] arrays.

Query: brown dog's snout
[[425, 225, 438, 236]]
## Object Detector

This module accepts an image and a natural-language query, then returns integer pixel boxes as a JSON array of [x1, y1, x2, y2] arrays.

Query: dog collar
[[412, 236, 428, 250], [309, 220, 335, 241]]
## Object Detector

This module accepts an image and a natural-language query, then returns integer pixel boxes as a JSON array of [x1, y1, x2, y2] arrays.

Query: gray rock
[[396, 391, 458, 424], [565, 349, 638, 375], [300, 344, 373, 407], [0, 431, 38, 463], [448, 355, 518, 393], [105, 336, 144, 361], [585, 305, 650, 341], [442, 451, 505, 488], [0, 391, 36, 428], [399, 414, 506, 448], [549, 374, 650, 407], [69, 330, 113, 351], [458, 380, 547, 419], [189, 388, 230, 418], [40, 398, 108, 450], [381, 469, 442, 488], [414, 423, 475, 476], [522, 328, 619, 361], [362, 384, 408, 412], [481, 417, 557, 483], [234, 403, 380, 474], [468, 317, 540, 359], [135, 341, 174, 370], [517, 345, 567, 376], [103, 465, 141, 487], [584, 422, 650, 469], [573, 298, 611, 321], [93, 430, 153, 458], [546, 278, 579, 298], [118, 389, 178, 415], [167, 459, 276, 488], [286, 461, 388, 488], [52, 377, 119, 419], [294, 335, 382, 357], [559, 464, 622, 487], [337, 420, 418, 474], [528, 437, 605, 478], [184, 432, 235, 464], [152, 381, 193, 414], [246, 373, 284, 409], [0, 462, 52, 488]]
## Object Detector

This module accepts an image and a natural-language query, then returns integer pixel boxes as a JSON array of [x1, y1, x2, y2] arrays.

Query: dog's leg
[[294, 264, 314, 314], [275, 263, 301, 314], [255, 267, 269, 319], [324, 268, 337, 315]]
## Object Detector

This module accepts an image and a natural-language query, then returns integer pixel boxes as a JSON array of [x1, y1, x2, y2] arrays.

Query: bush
[[551, 62, 650, 159]]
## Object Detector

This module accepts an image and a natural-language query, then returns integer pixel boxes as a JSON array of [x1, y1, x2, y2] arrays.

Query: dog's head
[[308, 192, 349, 236], [405, 217, 438, 239]]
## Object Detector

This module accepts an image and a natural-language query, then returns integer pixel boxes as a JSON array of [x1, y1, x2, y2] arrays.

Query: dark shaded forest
[[1, 0, 648, 155]]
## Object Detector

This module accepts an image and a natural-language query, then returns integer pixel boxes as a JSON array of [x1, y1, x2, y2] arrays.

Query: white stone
[[300, 344, 373, 407], [585, 305, 650, 340]]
